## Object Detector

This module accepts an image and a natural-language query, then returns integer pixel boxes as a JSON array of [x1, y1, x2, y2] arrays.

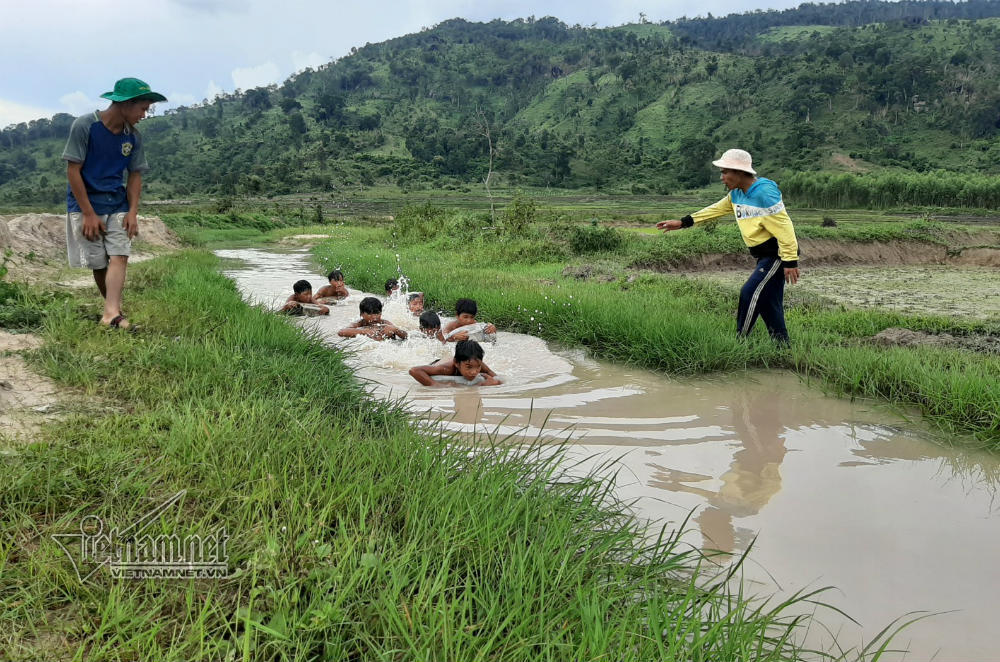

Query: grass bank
[[313, 224, 1000, 446], [1, 251, 889, 660]]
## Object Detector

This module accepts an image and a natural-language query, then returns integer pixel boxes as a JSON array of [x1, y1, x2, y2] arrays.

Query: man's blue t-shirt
[[62, 111, 149, 214]]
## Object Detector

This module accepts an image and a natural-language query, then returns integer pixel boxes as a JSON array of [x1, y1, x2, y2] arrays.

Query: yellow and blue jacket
[[681, 177, 799, 268]]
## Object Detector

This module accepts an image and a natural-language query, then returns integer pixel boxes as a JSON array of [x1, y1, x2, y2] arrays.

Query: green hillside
[[6, 1, 1000, 205]]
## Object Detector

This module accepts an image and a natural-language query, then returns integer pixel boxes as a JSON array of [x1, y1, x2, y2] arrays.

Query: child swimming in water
[[418, 310, 445, 342], [443, 298, 496, 342], [315, 269, 349, 303], [338, 296, 407, 340], [408, 340, 501, 386], [408, 291, 425, 315], [281, 280, 330, 315], [385, 279, 399, 297]]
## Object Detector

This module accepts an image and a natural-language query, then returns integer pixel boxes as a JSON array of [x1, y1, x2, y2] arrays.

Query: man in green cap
[[62, 77, 167, 330]]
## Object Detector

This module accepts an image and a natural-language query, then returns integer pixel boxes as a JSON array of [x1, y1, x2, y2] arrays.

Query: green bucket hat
[[100, 77, 167, 103]]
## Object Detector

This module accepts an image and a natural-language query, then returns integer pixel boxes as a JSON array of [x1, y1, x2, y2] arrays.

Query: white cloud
[[166, 91, 199, 107], [205, 80, 225, 101], [59, 91, 105, 116], [0, 98, 59, 128], [231, 61, 281, 91], [291, 50, 327, 72]]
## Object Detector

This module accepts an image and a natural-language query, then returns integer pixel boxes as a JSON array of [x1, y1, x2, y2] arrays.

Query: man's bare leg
[[93, 267, 108, 299], [99, 256, 128, 327]]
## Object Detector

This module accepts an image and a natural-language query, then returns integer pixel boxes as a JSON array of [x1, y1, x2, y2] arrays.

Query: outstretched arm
[[657, 195, 734, 233], [409, 361, 454, 386]]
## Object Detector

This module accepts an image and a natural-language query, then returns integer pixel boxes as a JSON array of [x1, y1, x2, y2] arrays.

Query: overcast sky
[[0, 0, 807, 128]]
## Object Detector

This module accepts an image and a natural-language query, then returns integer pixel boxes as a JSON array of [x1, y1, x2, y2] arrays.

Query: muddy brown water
[[219, 247, 1000, 660]]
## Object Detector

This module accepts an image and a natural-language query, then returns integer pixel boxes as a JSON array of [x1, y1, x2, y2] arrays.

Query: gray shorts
[[66, 212, 131, 270]]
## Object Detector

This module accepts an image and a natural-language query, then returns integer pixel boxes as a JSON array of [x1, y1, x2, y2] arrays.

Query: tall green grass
[[316, 233, 1000, 445], [0, 251, 893, 660], [783, 170, 1000, 209]]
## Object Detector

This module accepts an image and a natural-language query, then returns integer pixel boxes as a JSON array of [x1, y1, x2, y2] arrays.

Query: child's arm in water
[[443, 320, 469, 342], [409, 360, 456, 386], [381, 321, 407, 340], [479, 362, 501, 385], [302, 294, 330, 314], [338, 320, 370, 337]]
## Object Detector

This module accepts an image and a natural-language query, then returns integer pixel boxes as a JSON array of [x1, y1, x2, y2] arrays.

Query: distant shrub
[[570, 222, 623, 254], [446, 212, 489, 238], [500, 193, 538, 236], [394, 203, 446, 240], [821, 215, 838, 227]]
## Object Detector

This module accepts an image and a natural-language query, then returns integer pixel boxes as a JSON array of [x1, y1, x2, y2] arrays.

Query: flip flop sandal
[[107, 314, 139, 333]]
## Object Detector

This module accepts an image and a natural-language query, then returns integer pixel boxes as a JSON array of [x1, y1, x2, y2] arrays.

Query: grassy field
[[1, 250, 918, 660]]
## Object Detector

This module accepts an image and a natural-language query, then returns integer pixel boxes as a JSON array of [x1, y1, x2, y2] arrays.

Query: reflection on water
[[218, 247, 1000, 660]]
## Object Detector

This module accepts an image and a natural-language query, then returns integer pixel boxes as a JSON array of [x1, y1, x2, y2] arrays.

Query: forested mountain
[[6, 0, 1000, 204]]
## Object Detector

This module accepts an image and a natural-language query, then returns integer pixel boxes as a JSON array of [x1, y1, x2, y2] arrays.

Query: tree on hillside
[[474, 109, 498, 223], [244, 88, 272, 112], [675, 137, 716, 188]]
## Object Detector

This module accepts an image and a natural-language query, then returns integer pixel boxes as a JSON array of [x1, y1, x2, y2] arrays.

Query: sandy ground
[[0, 213, 181, 447]]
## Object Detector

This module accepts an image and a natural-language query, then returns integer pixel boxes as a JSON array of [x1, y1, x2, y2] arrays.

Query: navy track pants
[[737, 256, 789, 343]]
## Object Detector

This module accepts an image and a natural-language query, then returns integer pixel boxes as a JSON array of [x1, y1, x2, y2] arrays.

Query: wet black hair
[[419, 311, 441, 330], [408, 292, 423, 303], [455, 298, 478, 316], [359, 296, 382, 314], [293, 279, 312, 294], [384, 278, 398, 294], [327, 269, 344, 282], [454, 339, 484, 362]]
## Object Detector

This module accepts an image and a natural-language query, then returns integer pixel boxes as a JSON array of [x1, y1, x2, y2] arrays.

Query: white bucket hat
[[712, 148, 756, 175]]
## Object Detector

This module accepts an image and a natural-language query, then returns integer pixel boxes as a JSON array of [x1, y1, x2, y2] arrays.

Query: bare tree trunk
[[474, 109, 496, 225]]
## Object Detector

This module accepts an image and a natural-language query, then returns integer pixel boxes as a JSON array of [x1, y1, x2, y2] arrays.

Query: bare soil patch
[[661, 238, 1000, 272], [0, 213, 181, 284], [830, 152, 869, 172], [0, 330, 61, 445], [870, 327, 1000, 354], [697, 265, 1000, 320]]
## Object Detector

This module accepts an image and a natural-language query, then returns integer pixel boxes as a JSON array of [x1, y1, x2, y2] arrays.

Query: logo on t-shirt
[[121, 142, 133, 157]]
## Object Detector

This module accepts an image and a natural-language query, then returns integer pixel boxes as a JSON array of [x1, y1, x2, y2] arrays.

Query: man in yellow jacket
[[658, 149, 800, 343]]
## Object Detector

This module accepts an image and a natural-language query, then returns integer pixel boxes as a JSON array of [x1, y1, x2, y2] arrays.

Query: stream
[[218, 247, 1000, 660]]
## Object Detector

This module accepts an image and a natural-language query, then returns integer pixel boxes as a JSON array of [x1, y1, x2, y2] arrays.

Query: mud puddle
[[218, 247, 1000, 660]]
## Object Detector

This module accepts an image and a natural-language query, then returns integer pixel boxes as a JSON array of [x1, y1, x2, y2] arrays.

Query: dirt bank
[[659, 238, 1000, 272], [0, 213, 181, 283], [0, 214, 180, 447]]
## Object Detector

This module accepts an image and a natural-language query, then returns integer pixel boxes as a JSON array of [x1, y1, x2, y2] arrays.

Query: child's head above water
[[455, 298, 478, 325], [385, 279, 399, 296], [327, 269, 344, 283], [419, 311, 441, 335], [453, 339, 486, 381], [408, 292, 424, 313], [293, 279, 312, 294], [359, 296, 382, 315]]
